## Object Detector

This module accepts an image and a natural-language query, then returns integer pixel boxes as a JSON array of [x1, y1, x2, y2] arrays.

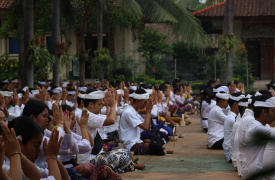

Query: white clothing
[[202, 100, 216, 129], [47, 101, 52, 110], [230, 114, 241, 168], [119, 106, 143, 150], [201, 100, 208, 117], [222, 105, 231, 115], [207, 105, 226, 148], [170, 91, 176, 104], [7, 104, 25, 121], [59, 132, 92, 168], [238, 110, 273, 179], [174, 94, 185, 105], [75, 109, 106, 164], [157, 102, 169, 113], [222, 111, 237, 161], [66, 100, 75, 108]]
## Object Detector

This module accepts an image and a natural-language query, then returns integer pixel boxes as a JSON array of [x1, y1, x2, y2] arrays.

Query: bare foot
[[162, 145, 166, 150]]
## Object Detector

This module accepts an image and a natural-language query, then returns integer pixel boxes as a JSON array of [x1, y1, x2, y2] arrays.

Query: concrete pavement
[[120, 114, 241, 180]]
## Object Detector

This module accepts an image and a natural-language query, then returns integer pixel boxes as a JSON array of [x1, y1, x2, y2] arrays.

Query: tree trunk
[[52, 0, 61, 86], [18, 18, 25, 86], [221, 0, 234, 84], [62, 27, 72, 52], [24, 0, 34, 88], [79, 5, 93, 85], [97, 2, 104, 84]]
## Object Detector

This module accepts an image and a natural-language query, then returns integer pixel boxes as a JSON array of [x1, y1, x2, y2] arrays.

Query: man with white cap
[[207, 91, 230, 149], [65, 88, 78, 108], [120, 88, 165, 156], [237, 91, 275, 179], [222, 92, 244, 162]]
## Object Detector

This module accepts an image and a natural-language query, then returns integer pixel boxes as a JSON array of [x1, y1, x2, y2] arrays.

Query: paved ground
[[120, 114, 241, 180]]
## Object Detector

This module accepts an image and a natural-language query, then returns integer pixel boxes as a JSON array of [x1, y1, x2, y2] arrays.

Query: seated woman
[[171, 87, 194, 116]]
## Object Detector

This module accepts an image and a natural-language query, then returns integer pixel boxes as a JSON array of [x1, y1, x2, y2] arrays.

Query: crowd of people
[[200, 79, 275, 179], [0, 78, 198, 180]]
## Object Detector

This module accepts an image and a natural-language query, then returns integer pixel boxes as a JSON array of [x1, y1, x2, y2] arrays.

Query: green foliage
[[235, 44, 248, 63], [60, 53, 74, 73], [0, 52, 19, 79], [218, 33, 238, 58], [112, 50, 140, 78], [138, 27, 172, 61], [172, 41, 199, 59], [137, 74, 165, 85], [205, 55, 221, 79], [233, 59, 254, 86], [91, 48, 113, 77], [191, 82, 204, 90], [27, 36, 55, 80]]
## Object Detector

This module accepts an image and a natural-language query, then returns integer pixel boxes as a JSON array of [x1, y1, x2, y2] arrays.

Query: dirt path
[[120, 114, 241, 180]]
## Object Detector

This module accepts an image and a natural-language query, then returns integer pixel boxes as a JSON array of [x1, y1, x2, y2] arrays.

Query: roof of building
[[192, 0, 275, 17], [0, 0, 12, 9]]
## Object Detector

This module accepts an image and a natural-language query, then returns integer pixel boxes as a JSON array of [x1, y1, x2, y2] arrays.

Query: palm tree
[[52, 0, 61, 86], [24, 0, 34, 87]]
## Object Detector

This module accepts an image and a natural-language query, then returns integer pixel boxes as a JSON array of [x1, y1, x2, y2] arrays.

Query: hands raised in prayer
[[77, 110, 89, 128], [12, 93, 19, 107], [43, 128, 63, 159], [105, 91, 116, 107], [146, 98, 153, 112], [50, 104, 64, 125]]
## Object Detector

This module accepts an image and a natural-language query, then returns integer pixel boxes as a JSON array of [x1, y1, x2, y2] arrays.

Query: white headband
[[31, 90, 40, 95], [38, 81, 46, 85], [254, 97, 275, 107], [12, 79, 18, 83], [85, 91, 105, 99], [78, 87, 87, 92], [18, 93, 23, 100], [1, 79, 8, 83], [68, 91, 76, 95], [52, 87, 62, 94], [229, 94, 245, 101], [145, 89, 153, 95], [62, 82, 69, 88], [129, 94, 134, 98], [239, 99, 252, 107], [213, 86, 229, 93], [133, 93, 149, 100], [246, 94, 252, 98], [117, 89, 124, 95], [47, 87, 51, 91], [0, 91, 13, 97], [22, 86, 29, 92], [130, 86, 137, 91], [78, 94, 86, 99], [216, 92, 230, 100]]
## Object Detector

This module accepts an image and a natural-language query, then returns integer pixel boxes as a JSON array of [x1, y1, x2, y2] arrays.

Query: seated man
[[120, 88, 165, 156], [207, 92, 229, 149], [222, 92, 244, 162]]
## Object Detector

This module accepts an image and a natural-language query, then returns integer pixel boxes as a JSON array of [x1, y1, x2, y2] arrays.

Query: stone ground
[[120, 114, 241, 180]]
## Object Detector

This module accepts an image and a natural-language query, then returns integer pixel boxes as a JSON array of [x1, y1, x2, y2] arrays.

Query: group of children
[[201, 79, 275, 179], [0, 78, 197, 180]]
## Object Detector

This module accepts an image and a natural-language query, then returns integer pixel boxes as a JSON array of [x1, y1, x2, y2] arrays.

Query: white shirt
[[174, 94, 185, 105], [157, 102, 168, 114], [75, 109, 106, 164], [105, 103, 129, 133], [58, 132, 92, 168], [66, 100, 75, 108], [207, 105, 226, 148], [222, 111, 237, 161], [7, 104, 25, 122], [222, 105, 231, 115], [230, 114, 241, 168], [201, 100, 208, 117], [202, 100, 216, 129], [119, 106, 143, 150], [238, 109, 273, 179]]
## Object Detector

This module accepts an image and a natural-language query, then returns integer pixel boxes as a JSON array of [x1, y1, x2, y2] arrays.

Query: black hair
[[86, 84, 91, 87], [66, 87, 75, 92], [228, 92, 243, 108], [48, 90, 54, 97], [173, 87, 181, 94], [227, 81, 232, 87], [61, 104, 73, 112], [51, 86, 58, 90], [133, 88, 147, 103], [116, 80, 121, 85], [207, 79, 216, 87], [77, 93, 85, 105], [112, 82, 118, 88], [8, 116, 44, 145], [159, 84, 167, 92], [23, 99, 49, 118], [253, 93, 273, 118], [234, 80, 240, 85], [17, 89, 25, 95], [126, 83, 130, 88]]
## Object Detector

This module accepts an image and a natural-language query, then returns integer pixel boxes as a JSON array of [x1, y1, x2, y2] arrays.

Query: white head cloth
[[62, 82, 69, 88], [0, 91, 13, 97], [133, 93, 149, 100], [12, 79, 18, 83], [38, 81, 46, 85], [68, 91, 76, 95], [216, 92, 230, 100], [22, 86, 29, 92], [254, 97, 275, 107], [129, 94, 134, 98], [117, 89, 124, 95], [239, 99, 252, 107], [145, 89, 153, 95], [229, 94, 245, 101], [1, 79, 8, 83], [47, 87, 51, 91], [52, 87, 62, 94], [255, 91, 262, 96], [31, 90, 40, 96], [78, 87, 87, 92], [213, 86, 229, 93], [130, 86, 137, 91], [85, 91, 105, 99], [78, 94, 86, 99], [246, 94, 252, 99]]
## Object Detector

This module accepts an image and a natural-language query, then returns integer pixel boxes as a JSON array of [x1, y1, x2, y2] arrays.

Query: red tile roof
[[0, 0, 12, 9], [193, 0, 275, 17]]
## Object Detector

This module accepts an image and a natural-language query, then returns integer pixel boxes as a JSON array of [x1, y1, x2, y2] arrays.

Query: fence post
[[132, 60, 134, 82], [246, 58, 248, 88], [175, 59, 177, 79], [214, 57, 216, 81]]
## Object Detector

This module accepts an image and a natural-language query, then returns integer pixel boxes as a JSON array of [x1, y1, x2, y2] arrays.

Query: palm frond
[[115, 0, 143, 19]]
